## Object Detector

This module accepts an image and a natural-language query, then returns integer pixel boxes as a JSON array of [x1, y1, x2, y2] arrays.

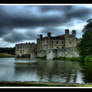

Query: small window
[[57, 41, 58, 44], [57, 47, 58, 48], [70, 41, 71, 44]]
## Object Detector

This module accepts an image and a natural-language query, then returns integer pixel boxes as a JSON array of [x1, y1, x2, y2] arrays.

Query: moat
[[0, 58, 91, 84]]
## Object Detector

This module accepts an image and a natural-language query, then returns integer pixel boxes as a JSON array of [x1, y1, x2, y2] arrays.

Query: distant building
[[15, 43, 37, 58], [37, 29, 80, 52]]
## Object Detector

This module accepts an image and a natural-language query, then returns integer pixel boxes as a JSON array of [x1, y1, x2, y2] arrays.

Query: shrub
[[53, 57, 82, 61], [37, 56, 46, 59], [84, 56, 92, 62], [53, 57, 66, 60]]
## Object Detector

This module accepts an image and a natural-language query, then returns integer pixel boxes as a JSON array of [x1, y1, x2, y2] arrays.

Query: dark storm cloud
[[3, 32, 26, 42], [40, 5, 73, 12], [0, 28, 11, 37], [41, 27, 65, 36], [0, 6, 91, 28], [0, 5, 91, 43], [40, 5, 91, 21], [3, 29, 38, 42]]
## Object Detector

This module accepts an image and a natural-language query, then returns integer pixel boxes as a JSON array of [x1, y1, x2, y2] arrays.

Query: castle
[[15, 43, 37, 58], [15, 29, 80, 59]]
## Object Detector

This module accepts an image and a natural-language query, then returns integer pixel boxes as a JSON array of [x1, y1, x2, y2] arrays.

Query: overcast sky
[[0, 5, 92, 47]]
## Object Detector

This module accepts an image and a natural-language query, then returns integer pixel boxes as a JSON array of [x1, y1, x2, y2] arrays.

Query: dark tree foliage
[[81, 62, 92, 83], [77, 19, 92, 57], [83, 19, 92, 32], [0, 47, 15, 55]]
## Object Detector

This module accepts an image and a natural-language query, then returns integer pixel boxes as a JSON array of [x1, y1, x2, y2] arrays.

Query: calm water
[[0, 58, 91, 84]]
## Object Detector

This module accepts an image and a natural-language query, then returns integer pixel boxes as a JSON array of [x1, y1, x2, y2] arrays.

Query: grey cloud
[[0, 27, 12, 37], [40, 6, 73, 12], [0, 5, 92, 43], [41, 27, 65, 36], [0, 5, 91, 28], [3, 29, 38, 43], [3, 32, 27, 42]]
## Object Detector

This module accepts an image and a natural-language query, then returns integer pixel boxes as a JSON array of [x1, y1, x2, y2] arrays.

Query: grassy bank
[[37, 56, 46, 60], [53, 56, 92, 62], [53, 57, 82, 61], [0, 53, 15, 58], [36, 56, 82, 62], [0, 81, 85, 87], [84, 56, 92, 62]]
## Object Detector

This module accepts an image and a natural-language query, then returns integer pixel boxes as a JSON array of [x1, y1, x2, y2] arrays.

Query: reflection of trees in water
[[37, 60, 80, 83], [14, 60, 80, 83], [36, 60, 56, 82], [81, 62, 92, 83], [14, 62, 38, 80]]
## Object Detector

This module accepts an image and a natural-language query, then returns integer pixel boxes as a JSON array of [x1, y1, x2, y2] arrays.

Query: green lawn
[[0, 53, 15, 58]]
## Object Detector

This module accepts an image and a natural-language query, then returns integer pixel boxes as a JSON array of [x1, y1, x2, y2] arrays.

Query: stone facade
[[15, 29, 81, 59], [37, 29, 80, 58], [15, 43, 37, 58], [37, 29, 80, 51], [46, 48, 79, 60]]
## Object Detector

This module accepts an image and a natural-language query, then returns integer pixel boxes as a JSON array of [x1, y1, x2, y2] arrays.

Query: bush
[[53, 57, 82, 61], [37, 56, 46, 60], [53, 57, 65, 60], [16, 54, 30, 58], [84, 56, 92, 62]]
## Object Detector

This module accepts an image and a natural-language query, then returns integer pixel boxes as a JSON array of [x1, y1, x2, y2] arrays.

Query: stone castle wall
[[56, 47, 79, 57], [37, 47, 79, 60], [37, 50, 46, 57], [15, 30, 80, 59]]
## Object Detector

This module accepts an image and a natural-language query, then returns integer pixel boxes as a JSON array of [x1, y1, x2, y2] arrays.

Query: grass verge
[[0, 81, 85, 87], [84, 56, 92, 62], [37, 56, 46, 60], [53, 57, 82, 61], [0, 53, 15, 58]]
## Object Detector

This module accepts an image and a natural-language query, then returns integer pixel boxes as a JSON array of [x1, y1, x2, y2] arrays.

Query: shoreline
[[0, 53, 15, 58], [0, 81, 85, 87]]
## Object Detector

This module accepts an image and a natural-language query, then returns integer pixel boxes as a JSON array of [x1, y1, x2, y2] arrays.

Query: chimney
[[72, 30, 76, 37], [65, 29, 69, 35], [48, 32, 51, 38]]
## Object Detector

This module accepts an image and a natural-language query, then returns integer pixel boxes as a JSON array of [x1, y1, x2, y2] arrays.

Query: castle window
[[57, 41, 58, 44], [62, 41, 63, 44]]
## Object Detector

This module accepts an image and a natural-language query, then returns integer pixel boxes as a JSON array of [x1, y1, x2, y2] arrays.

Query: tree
[[83, 19, 92, 32], [77, 19, 92, 57]]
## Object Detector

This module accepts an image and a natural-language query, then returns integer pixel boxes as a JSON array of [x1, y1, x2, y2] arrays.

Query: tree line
[[77, 19, 92, 62], [0, 47, 15, 55]]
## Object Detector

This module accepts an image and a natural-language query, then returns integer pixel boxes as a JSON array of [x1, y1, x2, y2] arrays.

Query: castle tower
[[65, 29, 69, 35], [65, 29, 70, 48], [47, 32, 51, 49], [40, 34, 43, 40], [47, 32, 51, 38], [72, 30, 76, 37], [72, 30, 77, 47]]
